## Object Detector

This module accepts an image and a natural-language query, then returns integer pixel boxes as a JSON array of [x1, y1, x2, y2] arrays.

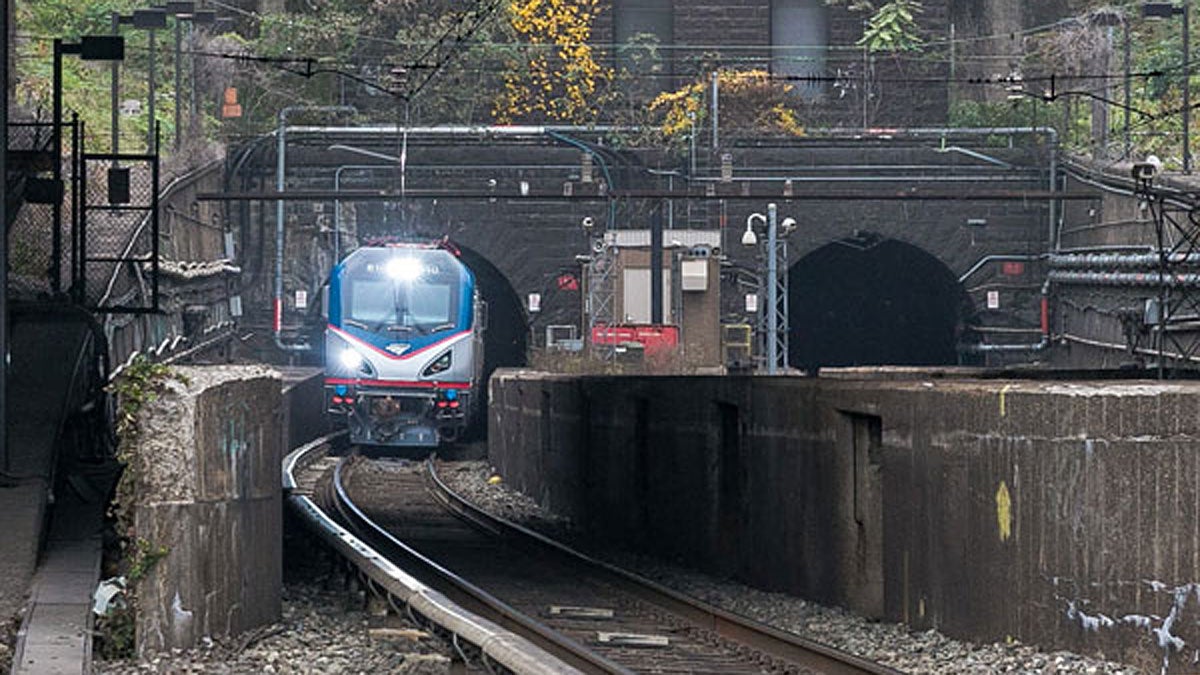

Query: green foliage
[[95, 357, 180, 660], [14, 0, 210, 154], [106, 356, 183, 586], [127, 538, 170, 582], [949, 100, 1038, 129], [107, 355, 186, 442], [95, 607, 135, 660], [383, 12, 515, 123], [94, 538, 168, 659], [857, 0, 925, 53]]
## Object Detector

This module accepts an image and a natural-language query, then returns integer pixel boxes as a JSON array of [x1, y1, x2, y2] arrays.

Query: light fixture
[[386, 256, 423, 281], [741, 225, 758, 246], [742, 212, 766, 246], [339, 348, 365, 370]]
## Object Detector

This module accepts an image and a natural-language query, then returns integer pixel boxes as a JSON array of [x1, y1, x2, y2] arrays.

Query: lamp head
[[741, 226, 758, 247]]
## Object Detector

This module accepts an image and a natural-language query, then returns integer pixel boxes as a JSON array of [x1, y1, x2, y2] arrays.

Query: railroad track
[[327, 451, 902, 675], [283, 434, 578, 675]]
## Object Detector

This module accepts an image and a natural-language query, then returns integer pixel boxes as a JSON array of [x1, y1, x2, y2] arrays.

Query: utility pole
[[173, 15, 182, 150], [651, 200, 663, 324]]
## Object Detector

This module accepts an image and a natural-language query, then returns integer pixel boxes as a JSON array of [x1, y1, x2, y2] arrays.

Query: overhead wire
[[16, 3, 1200, 125]]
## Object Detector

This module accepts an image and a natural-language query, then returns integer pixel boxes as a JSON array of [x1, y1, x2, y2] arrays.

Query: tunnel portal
[[788, 236, 971, 369], [456, 246, 529, 378]]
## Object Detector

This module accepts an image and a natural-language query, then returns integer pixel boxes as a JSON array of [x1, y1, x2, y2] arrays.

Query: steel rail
[[327, 457, 632, 675], [281, 433, 581, 675], [424, 460, 904, 675]]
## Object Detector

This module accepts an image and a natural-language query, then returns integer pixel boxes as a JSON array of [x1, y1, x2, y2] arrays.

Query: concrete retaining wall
[[490, 371, 1200, 671], [132, 365, 282, 655]]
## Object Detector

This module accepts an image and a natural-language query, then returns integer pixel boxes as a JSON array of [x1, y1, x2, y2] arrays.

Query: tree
[[493, 0, 612, 123], [649, 69, 805, 146], [857, 0, 925, 53]]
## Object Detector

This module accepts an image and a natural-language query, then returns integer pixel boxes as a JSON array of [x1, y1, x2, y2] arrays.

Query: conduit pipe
[[1048, 270, 1200, 287], [958, 254, 1048, 284], [1050, 252, 1200, 269]]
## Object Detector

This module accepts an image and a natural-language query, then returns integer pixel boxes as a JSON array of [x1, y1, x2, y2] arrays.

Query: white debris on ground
[[439, 460, 1141, 675]]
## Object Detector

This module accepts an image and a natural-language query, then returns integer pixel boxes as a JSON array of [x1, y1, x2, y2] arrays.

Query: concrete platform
[[12, 496, 103, 675], [2, 307, 108, 675], [0, 310, 95, 618], [0, 482, 48, 616]]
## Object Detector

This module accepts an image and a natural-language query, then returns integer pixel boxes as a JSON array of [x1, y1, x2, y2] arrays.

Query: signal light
[[449, 401, 460, 409], [332, 396, 344, 404], [437, 401, 449, 408]]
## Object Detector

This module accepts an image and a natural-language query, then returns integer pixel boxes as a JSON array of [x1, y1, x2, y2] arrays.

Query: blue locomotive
[[322, 243, 483, 447]]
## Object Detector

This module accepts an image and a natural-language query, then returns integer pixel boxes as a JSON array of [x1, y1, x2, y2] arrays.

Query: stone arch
[[453, 244, 529, 378], [788, 236, 974, 369]]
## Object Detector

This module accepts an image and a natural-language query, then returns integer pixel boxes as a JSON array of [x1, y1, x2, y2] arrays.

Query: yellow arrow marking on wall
[[999, 384, 1014, 417], [996, 480, 1012, 542]]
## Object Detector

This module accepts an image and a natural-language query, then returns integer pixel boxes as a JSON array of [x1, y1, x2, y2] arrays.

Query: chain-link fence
[[7, 122, 64, 296], [78, 153, 159, 312]]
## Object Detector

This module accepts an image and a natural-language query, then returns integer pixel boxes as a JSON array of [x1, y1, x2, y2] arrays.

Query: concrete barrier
[[131, 365, 282, 655], [489, 371, 1200, 671]]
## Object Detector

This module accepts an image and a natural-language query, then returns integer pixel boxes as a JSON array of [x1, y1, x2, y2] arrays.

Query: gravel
[[438, 460, 1141, 675], [94, 557, 453, 674], [86, 456, 1142, 675], [1, 611, 18, 673]]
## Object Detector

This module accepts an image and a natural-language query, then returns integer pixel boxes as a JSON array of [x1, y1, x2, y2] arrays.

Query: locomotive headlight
[[386, 257, 423, 282], [422, 351, 452, 377], [339, 348, 366, 371], [329, 331, 376, 377]]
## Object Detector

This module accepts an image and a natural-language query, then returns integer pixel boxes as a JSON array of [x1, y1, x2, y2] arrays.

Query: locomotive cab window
[[339, 249, 467, 333]]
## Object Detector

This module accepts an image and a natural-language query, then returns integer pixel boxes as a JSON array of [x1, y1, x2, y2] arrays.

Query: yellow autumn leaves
[[493, 2, 805, 139], [494, 0, 612, 123], [650, 70, 806, 139]]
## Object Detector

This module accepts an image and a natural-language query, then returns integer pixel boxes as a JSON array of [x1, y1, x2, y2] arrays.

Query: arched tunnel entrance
[[788, 236, 972, 369], [455, 246, 529, 379]]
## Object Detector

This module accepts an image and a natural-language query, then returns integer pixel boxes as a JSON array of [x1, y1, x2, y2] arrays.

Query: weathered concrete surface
[[276, 366, 330, 451], [132, 365, 282, 655], [490, 370, 1200, 671]]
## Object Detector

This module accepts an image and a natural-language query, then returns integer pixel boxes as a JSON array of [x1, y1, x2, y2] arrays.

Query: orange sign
[[222, 88, 241, 118]]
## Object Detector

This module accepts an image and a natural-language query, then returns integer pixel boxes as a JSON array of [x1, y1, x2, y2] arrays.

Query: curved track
[[335, 453, 903, 675], [283, 433, 579, 675]]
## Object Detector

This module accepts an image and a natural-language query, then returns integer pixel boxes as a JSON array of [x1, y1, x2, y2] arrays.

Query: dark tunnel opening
[[455, 246, 529, 380], [789, 237, 972, 369]]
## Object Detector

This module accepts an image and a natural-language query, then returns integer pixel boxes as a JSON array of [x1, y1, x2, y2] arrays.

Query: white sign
[[986, 290, 1000, 310], [295, 289, 308, 310], [745, 293, 758, 313], [528, 293, 541, 313]]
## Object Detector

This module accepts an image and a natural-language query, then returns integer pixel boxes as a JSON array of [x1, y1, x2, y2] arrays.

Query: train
[[322, 243, 484, 447]]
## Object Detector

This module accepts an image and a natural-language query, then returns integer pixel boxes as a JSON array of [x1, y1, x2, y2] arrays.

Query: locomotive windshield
[[339, 249, 465, 334]]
